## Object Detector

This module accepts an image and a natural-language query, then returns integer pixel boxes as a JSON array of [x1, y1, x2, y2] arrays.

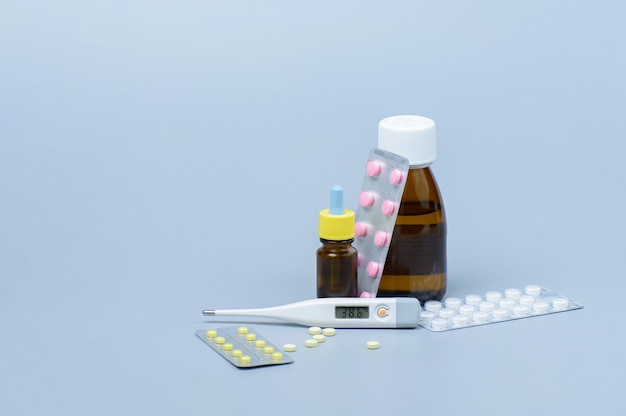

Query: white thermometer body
[[202, 297, 421, 328]]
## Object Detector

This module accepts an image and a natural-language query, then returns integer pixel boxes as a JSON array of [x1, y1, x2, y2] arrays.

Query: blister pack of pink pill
[[419, 285, 583, 331], [353, 148, 409, 298]]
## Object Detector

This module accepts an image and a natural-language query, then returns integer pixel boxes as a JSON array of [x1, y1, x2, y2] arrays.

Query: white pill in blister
[[492, 308, 509, 320], [472, 311, 490, 323], [465, 295, 482, 306], [525, 285, 542, 296], [512, 304, 530, 316], [518, 295, 535, 306], [420, 310, 435, 324], [424, 300, 442, 312], [532, 301, 550, 313], [458, 304, 475, 316], [478, 301, 496, 312], [451, 314, 469, 327], [444, 297, 462, 310], [438, 308, 456, 319], [498, 298, 516, 310], [431, 317, 449, 330], [504, 288, 522, 299], [552, 298, 569, 311], [485, 291, 502, 303]]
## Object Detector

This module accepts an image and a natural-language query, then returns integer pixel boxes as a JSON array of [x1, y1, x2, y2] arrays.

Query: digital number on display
[[335, 306, 369, 319]]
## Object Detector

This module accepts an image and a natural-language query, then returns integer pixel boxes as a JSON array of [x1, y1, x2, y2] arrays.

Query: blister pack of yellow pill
[[196, 326, 294, 368]]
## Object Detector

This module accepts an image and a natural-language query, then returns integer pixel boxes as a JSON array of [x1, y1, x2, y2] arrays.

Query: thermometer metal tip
[[202, 310, 216, 316]]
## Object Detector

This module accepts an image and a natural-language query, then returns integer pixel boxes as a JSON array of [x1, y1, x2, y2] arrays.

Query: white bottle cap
[[378, 115, 436, 167]]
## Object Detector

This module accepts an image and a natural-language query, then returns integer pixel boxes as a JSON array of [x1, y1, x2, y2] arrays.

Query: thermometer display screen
[[335, 306, 369, 319]]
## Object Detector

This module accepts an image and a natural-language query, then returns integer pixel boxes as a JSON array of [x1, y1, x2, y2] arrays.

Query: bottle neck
[[320, 238, 354, 246]]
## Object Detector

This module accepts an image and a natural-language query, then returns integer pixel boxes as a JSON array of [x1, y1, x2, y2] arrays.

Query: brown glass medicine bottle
[[375, 116, 447, 302], [317, 185, 358, 298]]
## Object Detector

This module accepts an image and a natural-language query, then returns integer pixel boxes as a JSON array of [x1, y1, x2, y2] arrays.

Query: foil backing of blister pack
[[353, 148, 409, 298], [196, 326, 294, 368], [419, 286, 583, 331]]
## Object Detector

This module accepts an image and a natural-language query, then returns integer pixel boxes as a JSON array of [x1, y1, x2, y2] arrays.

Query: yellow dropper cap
[[318, 185, 355, 241]]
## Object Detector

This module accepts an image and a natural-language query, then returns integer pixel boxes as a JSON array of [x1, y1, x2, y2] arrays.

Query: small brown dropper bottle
[[376, 115, 447, 302], [317, 185, 358, 298]]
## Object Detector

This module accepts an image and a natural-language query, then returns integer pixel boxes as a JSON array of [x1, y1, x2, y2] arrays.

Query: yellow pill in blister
[[232, 349, 243, 357], [222, 343, 233, 351], [271, 352, 283, 361], [240, 355, 251, 364], [215, 336, 226, 344], [206, 329, 218, 338], [255, 340, 266, 348], [237, 326, 249, 334], [245, 333, 256, 341], [263, 346, 275, 354]]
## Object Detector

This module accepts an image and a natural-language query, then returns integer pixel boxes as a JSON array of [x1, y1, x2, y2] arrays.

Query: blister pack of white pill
[[196, 326, 294, 368], [419, 285, 583, 331], [352, 148, 409, 298]]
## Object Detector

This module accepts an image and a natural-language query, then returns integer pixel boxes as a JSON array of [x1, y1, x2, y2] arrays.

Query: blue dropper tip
[[329, 185, 344, 215]]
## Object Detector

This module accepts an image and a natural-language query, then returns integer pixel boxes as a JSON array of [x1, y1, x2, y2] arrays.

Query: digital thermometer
[[202, 297, 421, 328]]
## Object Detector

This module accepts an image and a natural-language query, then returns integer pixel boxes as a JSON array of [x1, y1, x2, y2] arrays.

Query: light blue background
[[1, 1, 625, 414]]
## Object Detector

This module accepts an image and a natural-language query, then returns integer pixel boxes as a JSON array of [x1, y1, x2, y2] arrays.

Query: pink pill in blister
[[374, 231, 388, 247], [359, 191, 376, 207], [381, 200, 396, 216], [366, 261, 380, 277], [366, 160, 382, 177], [354, 221, 370, 238], [360, 291, 372, 298], [389, 169, 404, 185]]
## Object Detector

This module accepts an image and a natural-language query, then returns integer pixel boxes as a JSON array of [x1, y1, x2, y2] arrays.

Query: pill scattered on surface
[[308, 326, 322, 335], [206, 329, 217, 338], [245, 333, 256, 341], [237, 326, 248, 334], [322, 328, 336, 336], [366, 341, 380, 350], [312, 334, 326, 343], [305, 339, 319, 348], [283, 343, 297, 352]]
